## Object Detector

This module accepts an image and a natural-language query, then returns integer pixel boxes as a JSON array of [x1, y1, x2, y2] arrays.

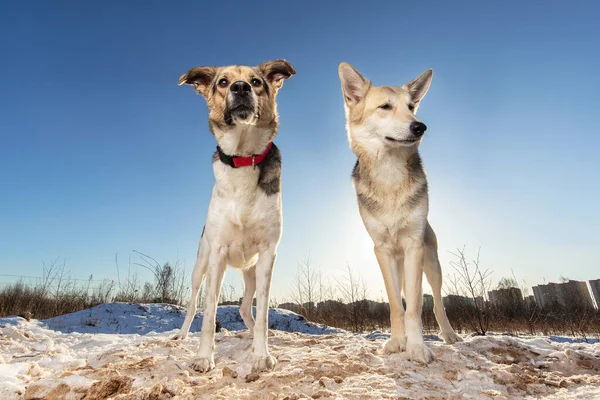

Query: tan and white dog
[[338, 63, 461, 364], [174, 60, 295, 373]]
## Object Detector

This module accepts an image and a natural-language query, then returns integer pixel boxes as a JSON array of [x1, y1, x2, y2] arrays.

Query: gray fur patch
[[352, 159, 360, 181], [351, 152, 428, 213], [407, 153, 426, 183], [356, 192, 380, 214], [257, 144, 281, 196], [406, 182, 428, 208]]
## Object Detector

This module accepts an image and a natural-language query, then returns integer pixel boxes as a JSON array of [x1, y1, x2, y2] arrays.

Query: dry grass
[[0, 254, 189, 320]]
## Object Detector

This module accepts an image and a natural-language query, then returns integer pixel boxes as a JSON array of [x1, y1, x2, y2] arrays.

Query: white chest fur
[[204, 161, 282, 269]]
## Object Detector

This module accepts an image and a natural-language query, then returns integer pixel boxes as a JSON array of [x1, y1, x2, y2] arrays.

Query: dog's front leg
[[404, 241, 433, 364], [374, 246, 406, 353], [174, 236, 209, 340], [251, 245, 277, 373], [190, 248, 227, 373]]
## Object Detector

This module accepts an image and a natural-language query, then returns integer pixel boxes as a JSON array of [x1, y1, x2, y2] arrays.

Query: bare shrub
[[219, 283, 240, 305], [335, 264, 369, 333], [445, 247, 494, 335], [289, 255, 320, 320], [131, 251, 188, 304]]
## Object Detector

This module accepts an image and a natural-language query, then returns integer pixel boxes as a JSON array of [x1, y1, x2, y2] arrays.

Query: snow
[[42, 303, 342, 335], [0, 303, 598, 399]]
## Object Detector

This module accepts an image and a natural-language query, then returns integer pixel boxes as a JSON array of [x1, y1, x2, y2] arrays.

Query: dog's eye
[[218, 78, 228, 88], [378, 104, 392, 110], [408, 104, 415, 112], [251, 78, 262, 87]]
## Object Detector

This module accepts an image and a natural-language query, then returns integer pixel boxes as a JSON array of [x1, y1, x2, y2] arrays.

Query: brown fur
[[179, 60, 295, 151], [338, 62, 462, 363], [351, 152, 428, 218]]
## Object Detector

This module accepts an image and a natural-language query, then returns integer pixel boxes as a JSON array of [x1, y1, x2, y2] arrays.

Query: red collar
[[216, 142, 273, 168]]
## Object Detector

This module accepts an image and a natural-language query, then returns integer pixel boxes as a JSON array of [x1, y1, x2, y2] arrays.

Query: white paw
[[383, 336, 406, 354], [172, 331, 188, 340], [190, 357, 215, 373], [406, 342, 434, 364], [439, 330, 463, 344], [251, 354, 277, 373]]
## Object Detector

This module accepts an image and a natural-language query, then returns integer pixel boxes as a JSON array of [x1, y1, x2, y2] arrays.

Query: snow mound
[[40, 302, 343, 335]]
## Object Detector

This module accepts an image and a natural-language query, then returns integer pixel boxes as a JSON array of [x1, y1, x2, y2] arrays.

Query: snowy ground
[[0, 303, 599, 399]]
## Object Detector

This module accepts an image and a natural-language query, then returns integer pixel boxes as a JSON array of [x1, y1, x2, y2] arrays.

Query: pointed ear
[[178, 66, 219, 97], [338, 62, 371, 106], [405, 69, 433, 104], [258, 59, 296, 91]]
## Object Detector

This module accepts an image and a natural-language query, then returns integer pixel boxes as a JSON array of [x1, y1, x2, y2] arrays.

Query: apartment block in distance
[[589, 279, 600, 308], [488, 287, 523, 308], [532, 280, 594, 310]]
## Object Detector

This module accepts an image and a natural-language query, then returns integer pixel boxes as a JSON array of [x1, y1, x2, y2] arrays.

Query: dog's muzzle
[[225, 81, 256, 124]]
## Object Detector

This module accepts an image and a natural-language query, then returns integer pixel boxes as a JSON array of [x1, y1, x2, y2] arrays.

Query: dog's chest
[[354, 161, 428, 245], [213, 165, 274, 225], [207, 163, 281, 267]]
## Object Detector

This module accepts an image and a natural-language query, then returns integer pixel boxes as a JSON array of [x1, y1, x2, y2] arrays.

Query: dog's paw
[[406, 342, 434, 364], [190, 357, 215, 373], [383, 336, 406, 354], [439, 330, 463, 344], [172, 331, 188, 340], [251, 355, 277, 373]]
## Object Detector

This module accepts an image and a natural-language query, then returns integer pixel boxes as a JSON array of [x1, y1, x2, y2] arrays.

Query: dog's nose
[[230, 81, 251, 97], [410, 121, 427, 137]]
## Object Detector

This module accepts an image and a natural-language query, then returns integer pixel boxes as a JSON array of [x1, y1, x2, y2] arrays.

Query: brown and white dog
[[338, 63, 461, 364], [174, 60, 295, 373]]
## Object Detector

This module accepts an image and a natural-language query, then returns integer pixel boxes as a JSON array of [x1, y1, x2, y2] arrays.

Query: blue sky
[[1, 1, 599, 301]]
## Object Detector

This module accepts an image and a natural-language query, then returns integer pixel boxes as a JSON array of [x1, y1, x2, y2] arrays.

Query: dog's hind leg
[[173, 235, 209, 340], [240, 266, 256, 334], [423, 223, 462, 344]]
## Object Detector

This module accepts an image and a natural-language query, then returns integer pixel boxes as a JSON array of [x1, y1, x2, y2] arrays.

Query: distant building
[[589, 279, 600, 309], [488, 287, 523, 308], [443, 295, 474, 309], [532, 280, 594, 310], [474, 296, 485, 309], [532, 284, 557, 309], [423, 294, 434, 311], [524, 295, 536, 308], [277, 302, 301, 313], [488, 287, 524, 317]]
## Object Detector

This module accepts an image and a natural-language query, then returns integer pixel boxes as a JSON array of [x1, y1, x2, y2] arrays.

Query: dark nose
[[410, 121, 427, 137], [230, 81, 251, 97]]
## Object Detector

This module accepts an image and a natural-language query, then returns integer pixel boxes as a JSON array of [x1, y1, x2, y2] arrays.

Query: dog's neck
[[214, 123, 275, 157], [354, 144, 423, 185]]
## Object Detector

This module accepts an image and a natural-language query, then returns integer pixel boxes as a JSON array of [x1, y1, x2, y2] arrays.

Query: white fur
[[174, 129, 281, 374]]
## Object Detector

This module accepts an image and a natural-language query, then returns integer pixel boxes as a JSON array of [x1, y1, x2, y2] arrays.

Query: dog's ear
[[258, 59, 296, 91], [339, 62, 371, 106], [405, 69, 433, 107], [178, 66, 219, 97]]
